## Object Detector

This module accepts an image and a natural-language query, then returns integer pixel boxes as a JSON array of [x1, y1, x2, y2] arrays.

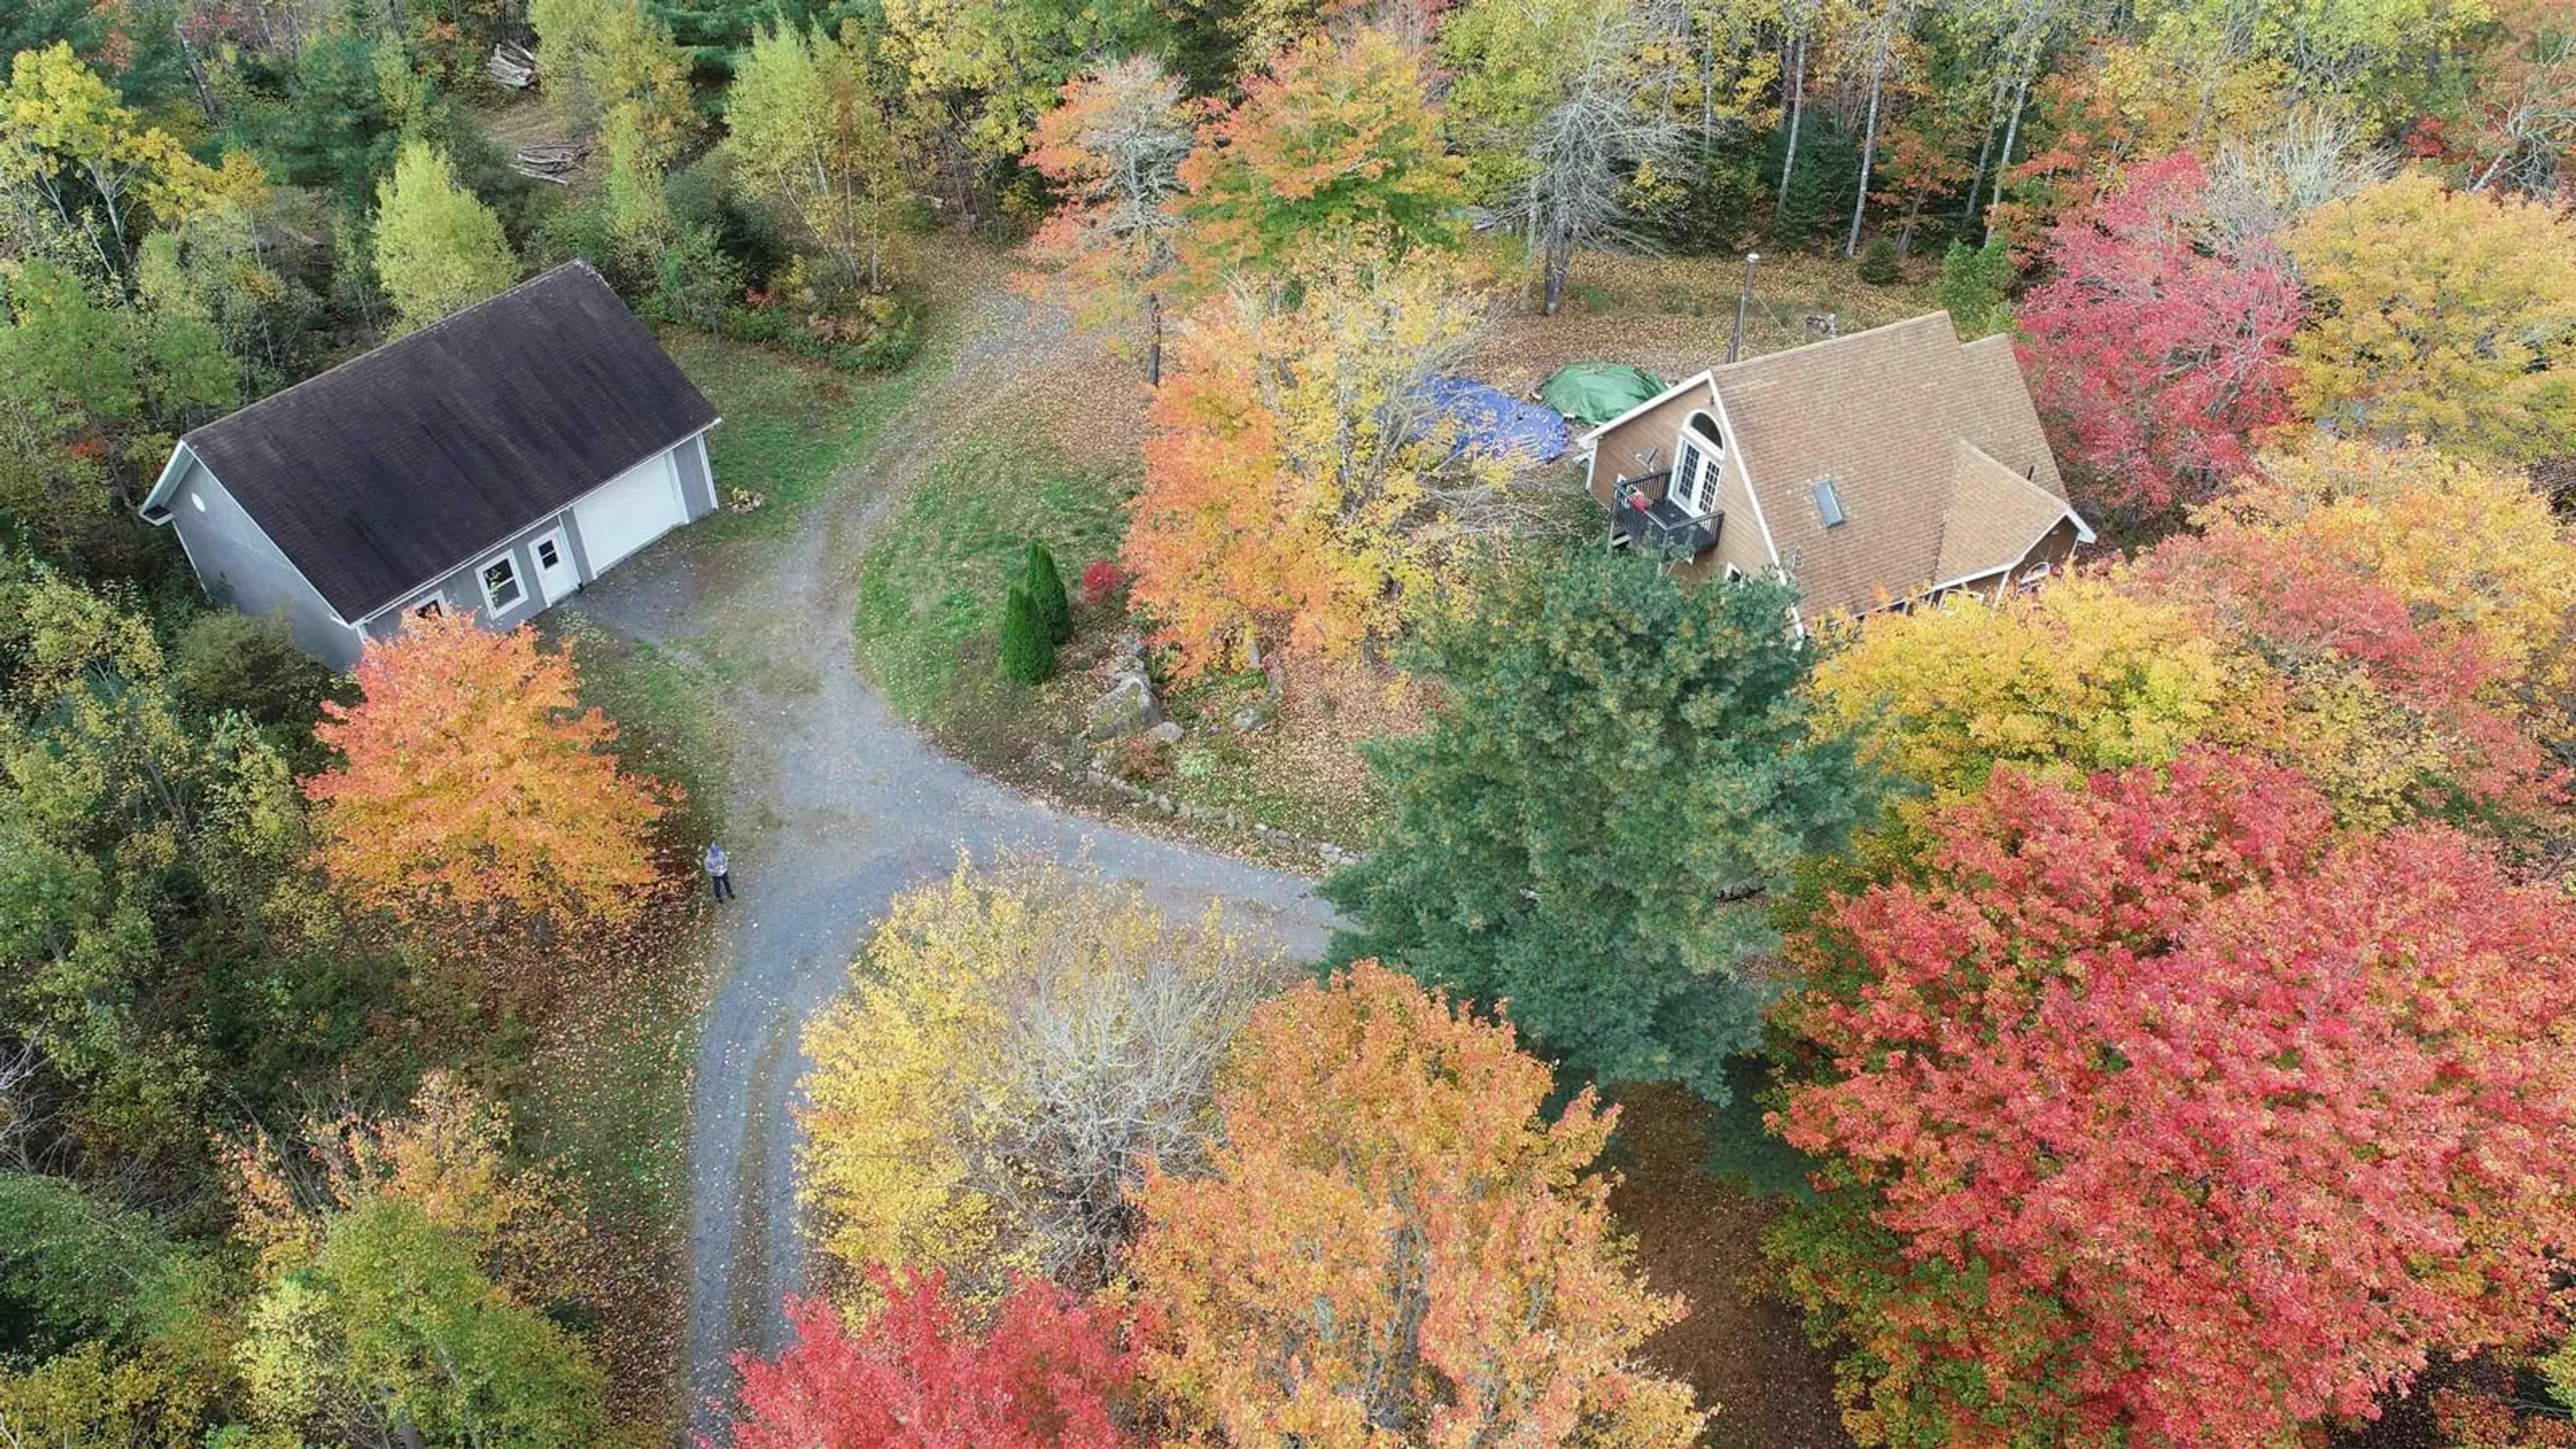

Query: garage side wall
[[674, 433, 717, 518], [164, 455, 364, 669], [354, 427, 718, 646]]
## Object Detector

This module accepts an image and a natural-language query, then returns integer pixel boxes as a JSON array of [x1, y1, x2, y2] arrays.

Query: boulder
[[1083, 672, 1163, 741], [1147, 720, 1185, 746], [1230, 704, 1271, 733]]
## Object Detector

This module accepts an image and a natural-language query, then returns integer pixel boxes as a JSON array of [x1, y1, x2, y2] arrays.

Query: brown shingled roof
[[1937, 441, 2079, 583], [1707, 313, 2080, 621]]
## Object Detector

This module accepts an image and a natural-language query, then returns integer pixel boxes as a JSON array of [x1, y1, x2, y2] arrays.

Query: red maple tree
[[2133, 522, 2565, 824], [726, 1269, 1140, 1449], [2015, 152, 2305, 524], [1771, 749, 2576, 1447]]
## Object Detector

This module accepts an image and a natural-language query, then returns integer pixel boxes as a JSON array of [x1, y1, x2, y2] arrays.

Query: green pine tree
[[1321, 551, 1877, 1106], [1935, 238, 2016, 339], [999, 584, 1053, 684], [1856, 234, 1902, 285], [1024, 541, 1072, 644]]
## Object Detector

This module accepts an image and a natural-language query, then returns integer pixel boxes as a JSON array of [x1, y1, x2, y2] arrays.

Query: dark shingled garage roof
[[179, 261, 718, 621]]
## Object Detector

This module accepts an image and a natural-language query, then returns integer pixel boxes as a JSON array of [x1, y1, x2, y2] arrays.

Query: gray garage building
[[138, 261, 721, 669]]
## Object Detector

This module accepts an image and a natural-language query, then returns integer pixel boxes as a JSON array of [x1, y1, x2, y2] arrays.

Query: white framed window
[[535, 536, 563, 571], [1671, 412, 1725, 516], [410, 594, 447, 620], [1724, 564, 1745, 582], [479, 555, 525, 613]]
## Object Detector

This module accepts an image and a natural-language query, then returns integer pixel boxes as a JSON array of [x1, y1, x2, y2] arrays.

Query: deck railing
[[1613, 473, 1722, 560]]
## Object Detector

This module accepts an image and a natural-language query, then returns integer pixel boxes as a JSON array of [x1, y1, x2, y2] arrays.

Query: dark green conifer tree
[[1323, 551, 1876, 1105], [1025, 541, 1071, 644], [999, 584, 1052, 684]]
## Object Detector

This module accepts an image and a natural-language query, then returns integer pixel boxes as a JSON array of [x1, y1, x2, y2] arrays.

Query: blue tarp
[[1413, 376, 1570, 465]]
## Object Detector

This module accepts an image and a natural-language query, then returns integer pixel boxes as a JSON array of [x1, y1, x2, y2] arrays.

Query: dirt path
[[570, 276, 1336, 1441]]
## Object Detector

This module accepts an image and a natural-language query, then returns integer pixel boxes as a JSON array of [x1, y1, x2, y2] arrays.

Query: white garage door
[[572, 451, 686, 573]]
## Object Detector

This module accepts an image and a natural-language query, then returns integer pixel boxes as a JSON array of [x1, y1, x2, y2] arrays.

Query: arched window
[[1672, 411, 1725, 515]]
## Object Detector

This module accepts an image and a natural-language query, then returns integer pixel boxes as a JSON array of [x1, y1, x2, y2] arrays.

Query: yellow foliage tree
[[1817, 555, 2563, 830], [370, 140, 519, 333], [2286, 172, 2576, 468], [724, 21, 908, 295], [798, 860, 1287, 1299], [2136, 439, 2576, 825], [2190, 439, 2576, 704], [0, 43, 228, 280], [877, 0, 1163, 166], [1810, 578, 2241, 798], [527, 0, 697, 156], [225, 1077, 604, 1447], [225, 1070, 583, 1301], [1819, 439, 2574, 830]]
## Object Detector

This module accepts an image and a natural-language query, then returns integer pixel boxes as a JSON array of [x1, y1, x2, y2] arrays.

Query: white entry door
[[531, 525, 578, 604]]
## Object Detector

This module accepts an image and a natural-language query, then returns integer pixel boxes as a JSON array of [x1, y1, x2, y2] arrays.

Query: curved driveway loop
[[571, 290, 1335, 1441]]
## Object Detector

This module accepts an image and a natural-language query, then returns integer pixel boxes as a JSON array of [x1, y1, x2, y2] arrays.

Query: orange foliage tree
[[1125, 305, 1332, 671], [1173, 27, 1464, 291], [1128, 961, 1707, 1446], [1122, 246, 1483, 675], [305, 611, 672, 937]]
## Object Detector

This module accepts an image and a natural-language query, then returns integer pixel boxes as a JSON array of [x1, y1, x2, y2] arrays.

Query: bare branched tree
[[1024, 56, 1195, 381], [2202, 104, 2390, 254], [802, 859, 1297, 1294], [984, 931, 1281, 1284], [2468, 18, 2576, 199], [1496, 6, 1682, 313]]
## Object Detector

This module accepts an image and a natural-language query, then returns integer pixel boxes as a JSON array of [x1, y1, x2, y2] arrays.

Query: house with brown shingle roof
[[1577, 311, 2091, 631]]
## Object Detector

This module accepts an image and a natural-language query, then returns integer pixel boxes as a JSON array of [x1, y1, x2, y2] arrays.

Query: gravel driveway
[[570, 284, 1336, 1442]]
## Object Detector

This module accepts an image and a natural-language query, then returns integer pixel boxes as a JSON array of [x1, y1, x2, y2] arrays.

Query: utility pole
[[1727, 252, 1760, 364]]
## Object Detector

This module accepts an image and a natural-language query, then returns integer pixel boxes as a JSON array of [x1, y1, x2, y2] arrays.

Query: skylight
[[1813, 478, 1847, 528]]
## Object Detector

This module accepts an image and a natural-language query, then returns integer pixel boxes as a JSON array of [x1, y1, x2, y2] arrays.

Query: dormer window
[[1813, 478, 1847, 528]]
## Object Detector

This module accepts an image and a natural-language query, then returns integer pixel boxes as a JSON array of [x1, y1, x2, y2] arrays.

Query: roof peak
[[1713, 309, 1961, 378]]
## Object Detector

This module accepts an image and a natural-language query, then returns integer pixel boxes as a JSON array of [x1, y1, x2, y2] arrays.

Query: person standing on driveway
[[704, 842, 735, 901]]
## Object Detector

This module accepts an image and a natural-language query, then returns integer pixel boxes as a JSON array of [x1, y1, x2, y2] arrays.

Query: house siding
[[352, 431, 716, 643], [1586, 388, 1770, 586], [166, 455, 364, 669], [361, 511, 564, 642], [1928, 517, 2085, 607], [674, 432, 718, 517]]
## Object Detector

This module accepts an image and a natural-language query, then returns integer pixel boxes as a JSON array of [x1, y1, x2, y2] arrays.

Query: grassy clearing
[[659, 328, 938, 541], [854, 434, 1135, 724], [1468, 250, 1949, 405]]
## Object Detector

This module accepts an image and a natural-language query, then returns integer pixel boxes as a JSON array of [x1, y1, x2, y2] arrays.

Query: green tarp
[[1542, 364, 1670, 429]]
